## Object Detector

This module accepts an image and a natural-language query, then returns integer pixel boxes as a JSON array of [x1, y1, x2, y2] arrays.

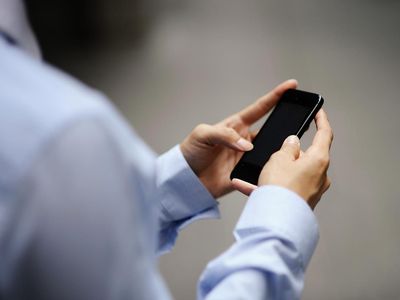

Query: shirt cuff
[[156, 145, 219, 223], [234, 185, 319, 269]]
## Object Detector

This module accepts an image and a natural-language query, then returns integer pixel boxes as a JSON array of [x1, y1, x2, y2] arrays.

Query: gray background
[[34, 0, 400, 299]]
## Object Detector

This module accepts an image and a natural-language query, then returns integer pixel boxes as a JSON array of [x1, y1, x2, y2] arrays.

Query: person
[[0, 1, 333, 299]]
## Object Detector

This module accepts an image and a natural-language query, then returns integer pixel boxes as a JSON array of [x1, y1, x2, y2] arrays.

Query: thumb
[[280, 135, 301, 159]]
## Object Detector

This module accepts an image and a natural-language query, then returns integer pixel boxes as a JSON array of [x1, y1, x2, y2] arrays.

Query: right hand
[[232, 109, 333, 209]]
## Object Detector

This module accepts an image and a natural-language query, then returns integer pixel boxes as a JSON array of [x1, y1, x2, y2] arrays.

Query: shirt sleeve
[[198, 185, 319, 300], [156, 145, 220, 254]]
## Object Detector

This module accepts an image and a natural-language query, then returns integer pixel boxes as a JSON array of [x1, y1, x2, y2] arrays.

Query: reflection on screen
[[243, 102, 311, 166]]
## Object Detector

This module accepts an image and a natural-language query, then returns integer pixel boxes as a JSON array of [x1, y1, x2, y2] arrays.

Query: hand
[[234, 109, 333, 209], [180, 79, 298, 198]]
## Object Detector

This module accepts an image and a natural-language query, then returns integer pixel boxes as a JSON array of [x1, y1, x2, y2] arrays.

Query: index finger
[[231, 178, 257, 196], [238, 79, 298, 125], [307, 109, 333, 153]]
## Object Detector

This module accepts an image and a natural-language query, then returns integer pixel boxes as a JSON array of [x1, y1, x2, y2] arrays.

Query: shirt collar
[[0, 0, 41, 59]]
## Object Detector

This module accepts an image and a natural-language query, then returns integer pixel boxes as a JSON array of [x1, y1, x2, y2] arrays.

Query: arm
[[156, 145, 220, 254], [198, 186, 318, 300], [199, 110, 333, 299], [155, 80, 332, 297]]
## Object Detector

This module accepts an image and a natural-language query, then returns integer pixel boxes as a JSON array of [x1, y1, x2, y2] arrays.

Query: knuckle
[[322, 128, 334, 141], [315, 153, 330, 167], [326, 178, 331, 188], [323, 178, 331, 192], [226, 127, 237, 137], [194, 123, 211, 135], [270, 151, 282, 161]]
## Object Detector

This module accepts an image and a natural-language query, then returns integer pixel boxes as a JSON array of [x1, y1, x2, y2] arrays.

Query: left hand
[[180, 79, 298, 198]]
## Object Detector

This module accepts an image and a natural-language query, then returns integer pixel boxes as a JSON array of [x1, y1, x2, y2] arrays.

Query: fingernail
[[236, 138, 253, 151], [285, 135, 300, 145]]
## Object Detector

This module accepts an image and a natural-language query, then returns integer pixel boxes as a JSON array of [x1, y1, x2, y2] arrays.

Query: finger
[[238, 79, 298, 125], [231, 178, 257, 196], [195, 124, 253, 151], [279, 135, 301, 160], [307, 109, 333, 154]]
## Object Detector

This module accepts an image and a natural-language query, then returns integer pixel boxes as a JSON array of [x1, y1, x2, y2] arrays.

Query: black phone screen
[[231, 89, 323, 184], [243, 101, 311, 167]]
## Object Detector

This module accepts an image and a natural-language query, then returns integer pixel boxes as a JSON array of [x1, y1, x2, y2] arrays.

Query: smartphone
[[230, 89, 324, 185]]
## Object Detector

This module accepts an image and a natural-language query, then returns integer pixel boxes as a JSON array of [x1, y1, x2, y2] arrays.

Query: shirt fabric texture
[[0, 4, 319, 298]]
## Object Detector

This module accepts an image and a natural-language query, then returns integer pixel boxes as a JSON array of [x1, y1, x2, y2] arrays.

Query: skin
[[180, 79, 333, 209], [257, 109, 333, 209]]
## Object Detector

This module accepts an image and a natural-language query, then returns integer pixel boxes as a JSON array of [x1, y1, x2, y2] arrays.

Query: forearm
[[198, 186, 319, 300], [156, 145, 220, 254]]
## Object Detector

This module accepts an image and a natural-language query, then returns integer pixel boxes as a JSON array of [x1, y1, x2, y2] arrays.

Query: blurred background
[[27, 0, 400, 299]]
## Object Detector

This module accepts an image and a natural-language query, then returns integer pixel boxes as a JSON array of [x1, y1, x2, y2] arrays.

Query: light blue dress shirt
[[0, 36, 319, 299]]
